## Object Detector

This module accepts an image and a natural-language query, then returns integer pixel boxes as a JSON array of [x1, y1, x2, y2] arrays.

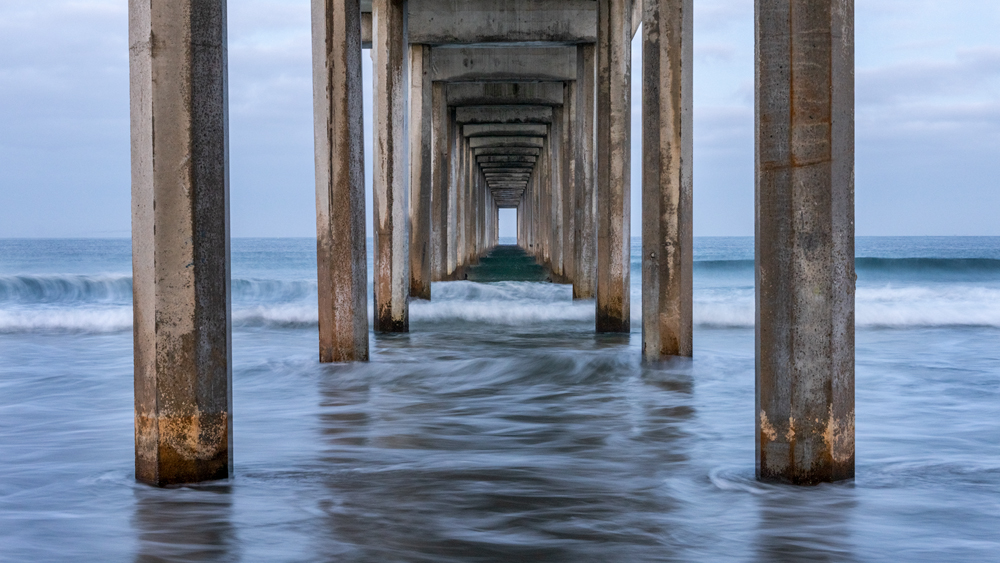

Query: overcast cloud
[[1, 0, 998, 237]]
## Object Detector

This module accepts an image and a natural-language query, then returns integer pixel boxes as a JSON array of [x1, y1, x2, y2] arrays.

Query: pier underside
[[128, 0, 855, 485]]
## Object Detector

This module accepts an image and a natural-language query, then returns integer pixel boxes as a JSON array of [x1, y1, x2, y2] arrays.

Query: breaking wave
[[5, 270, 1000, 333]]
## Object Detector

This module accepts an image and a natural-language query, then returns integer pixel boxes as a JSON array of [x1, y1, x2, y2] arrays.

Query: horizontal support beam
[[469, 136, 544, 149], [447, 84, 564, 107], [477, 155, 537, 164], [478, 164, 535, 170], [431, 46, 577, 82], [464, 123, 548, 137], [406, 0, 596, 44], [473, 147, 541, 156], [482, 166, 534, 174], [455, 105, 554, 124], [485, 173, 532, 178]]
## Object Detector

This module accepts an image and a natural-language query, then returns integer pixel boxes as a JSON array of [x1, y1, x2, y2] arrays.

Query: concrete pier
[[595, 0, 633, 332], [129, 0, 232, 485], [641, 0, 693, 360], [372, 0, 410, 332], [131, 0, 862, 486], [755, 0, 855, 484], [313, 0, 369, 362]]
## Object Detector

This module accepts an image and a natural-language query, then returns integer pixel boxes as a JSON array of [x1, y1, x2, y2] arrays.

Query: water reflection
[[310, 334, 698, 561], [132, 483, 237, 563], [752, 482, 858, 562]]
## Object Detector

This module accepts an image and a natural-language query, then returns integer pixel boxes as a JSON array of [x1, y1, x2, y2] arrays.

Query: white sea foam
[[6, 280, 1000, 333], [0, 307, 133, 333]]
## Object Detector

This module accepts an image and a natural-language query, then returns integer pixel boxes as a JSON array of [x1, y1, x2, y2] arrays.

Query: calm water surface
[[1, 237, 998, 562]]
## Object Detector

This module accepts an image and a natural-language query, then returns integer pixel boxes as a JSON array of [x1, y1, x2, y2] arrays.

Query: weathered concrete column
[[562, 81, 577, 285], [313, 0, 368, 362], [447, 108, 459, 276], [575, 44, 597, 299], [457, 136, 467, 269], [409, 44, 432, 299], [550, 111, 564, 277], [129, 0, 232, 485], [540, 135, 552, 267], [596, 0, 632, 332], [372, 0, 409, 332], [517, 202, 530, 248], [431, 82, 449, 281], [756, 0, 855, 484], [641, 0, 693, 360]]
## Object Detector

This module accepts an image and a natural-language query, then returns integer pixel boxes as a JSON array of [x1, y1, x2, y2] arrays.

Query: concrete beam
[[463, 123, 548, 137], [478, 164, 535, 171], [485, 175, 532, 181], [372, 0, 409, 332], [456, 106, 554, 125], [478, 155, 537, 164], [755, 0, 855, 485], [641, 0, 693, 360], [469, 136, 544, 149], [430, 46, 577, 82], [406, 0, 597, 44], [313, 0, 369, 362], [482, 167, 533, 174], [447, 83, 564, 107], [474, 147, 541, 156], [130, 0, 232, 486]]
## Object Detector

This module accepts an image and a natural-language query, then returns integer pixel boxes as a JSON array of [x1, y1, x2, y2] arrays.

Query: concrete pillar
[[517, 202, 523, 246], [129, 0, 232, 485], [372, 0, 409, 332], [575, 44, 598, 299], [550, 110, 564, 277], [562, 80, 577, 285], [447, 109, 459, 276], [596, 0, 632, 332], [409, 44, 432, 300], [755, 0, 855, 484], [312, 0, 368, 362], [540, 136, 552, 267], [431, 82, 449, 281], [457, 136, 467, 269], [641, 0, 693, 360]]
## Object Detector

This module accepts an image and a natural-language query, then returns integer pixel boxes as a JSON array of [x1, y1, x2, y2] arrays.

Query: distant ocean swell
[[4, 269, 1000, 333]]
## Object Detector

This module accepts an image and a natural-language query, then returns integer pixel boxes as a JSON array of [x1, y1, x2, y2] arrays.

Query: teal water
[[0, 237, 998, 562]]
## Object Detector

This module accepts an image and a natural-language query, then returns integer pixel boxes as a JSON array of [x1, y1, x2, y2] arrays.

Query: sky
[[1, 1, 999, 238]]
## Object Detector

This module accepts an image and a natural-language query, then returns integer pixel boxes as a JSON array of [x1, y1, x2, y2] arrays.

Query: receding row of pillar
[[128, 0, 854, 486]]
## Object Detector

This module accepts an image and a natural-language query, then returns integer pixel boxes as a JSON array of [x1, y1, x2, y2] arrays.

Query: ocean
[[1, 236, 998, 562]]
